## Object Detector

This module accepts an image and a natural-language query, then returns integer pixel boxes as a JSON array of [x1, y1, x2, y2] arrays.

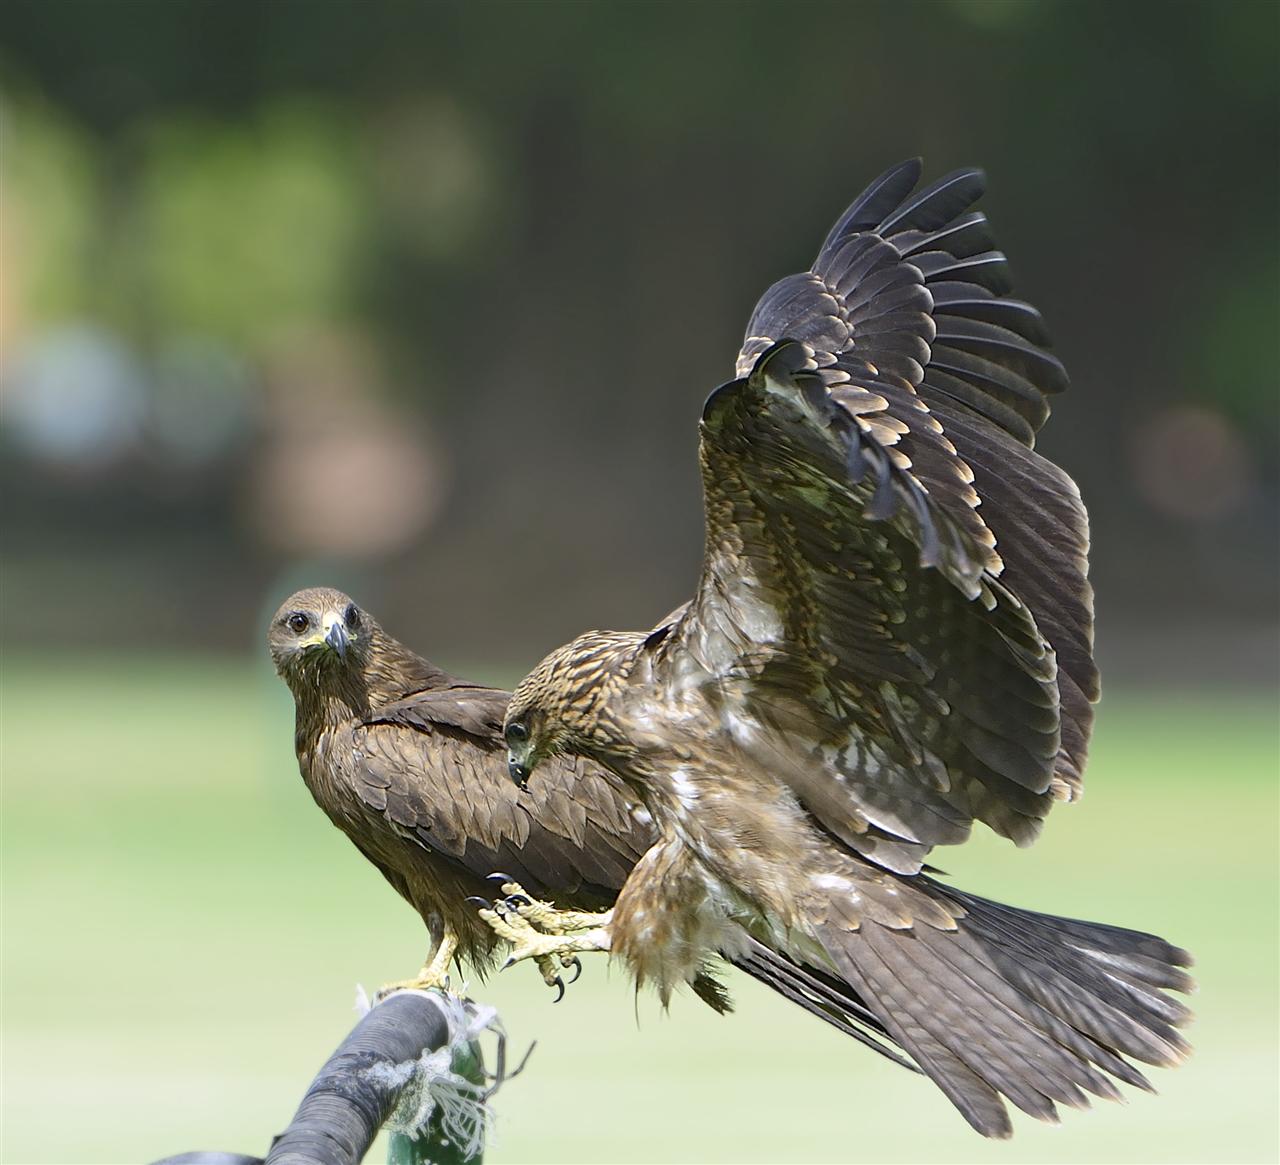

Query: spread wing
[[362, 686, 646, 903], [660, 163, 1095, 873], [737, 160, 1095, 792]]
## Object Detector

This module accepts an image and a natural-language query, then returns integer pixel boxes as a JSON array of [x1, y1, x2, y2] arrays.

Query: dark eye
[[506, 722, 528, 745], [286, 613, 310, 634], [344, 603, 361, 630]]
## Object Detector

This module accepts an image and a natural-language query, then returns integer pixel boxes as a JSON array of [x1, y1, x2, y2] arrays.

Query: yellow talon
[[376, 931, 458, 1000]]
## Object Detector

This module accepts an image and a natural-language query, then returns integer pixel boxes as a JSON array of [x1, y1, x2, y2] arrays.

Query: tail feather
[[729, 939, 919, 1073], [839, 928, 1019, 1136], [954, 890, 1195, 991], [949, 917, 1184, 1060], [861, 926, 1083, 1121], [814, 885, 1193, 1137], [910, 925, 1127, 1104], [945, 889, 1193, 1059]]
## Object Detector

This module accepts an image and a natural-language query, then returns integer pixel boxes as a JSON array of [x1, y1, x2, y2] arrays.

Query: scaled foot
[[474, 888, 611, 1002], [488, 875, 613, 935], [375, 932, 457, 1001]]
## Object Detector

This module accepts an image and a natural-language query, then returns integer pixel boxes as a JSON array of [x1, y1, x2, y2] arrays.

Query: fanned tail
[[814, 883, 1193, 1137]]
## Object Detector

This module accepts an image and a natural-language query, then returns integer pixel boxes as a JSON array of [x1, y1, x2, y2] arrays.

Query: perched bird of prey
[[267, 585, 930, 1048], [267, 587, 639, 995], [493, 160, 1194, 1137]]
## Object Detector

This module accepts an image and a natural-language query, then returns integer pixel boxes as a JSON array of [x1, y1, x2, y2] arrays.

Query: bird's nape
[[503, 629, 645, 787]]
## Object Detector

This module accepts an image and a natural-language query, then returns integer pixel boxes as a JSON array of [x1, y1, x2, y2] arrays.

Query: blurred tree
[[0, 0, 1275, 677]]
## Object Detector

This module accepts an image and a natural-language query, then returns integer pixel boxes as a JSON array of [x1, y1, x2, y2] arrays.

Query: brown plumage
[[267, 585, 918, 1049], [500, 161, 1193, 1137], [267, 587, 644, 983]]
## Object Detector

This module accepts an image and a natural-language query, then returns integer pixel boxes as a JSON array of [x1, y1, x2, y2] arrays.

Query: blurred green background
[[3, 665, 1276, 1163], [1, 1, 1277, 1163]]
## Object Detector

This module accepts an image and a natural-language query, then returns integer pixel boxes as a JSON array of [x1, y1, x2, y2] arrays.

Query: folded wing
[[364, 687, 645, 903]]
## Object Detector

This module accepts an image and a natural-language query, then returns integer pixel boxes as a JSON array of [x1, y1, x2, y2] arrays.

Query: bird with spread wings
[[490, 160, 1193, 1137]]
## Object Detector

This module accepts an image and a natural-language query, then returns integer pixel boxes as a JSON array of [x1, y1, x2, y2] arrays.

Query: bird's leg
[[375, 929, 458, 1000], [489, 876, 613, 935]]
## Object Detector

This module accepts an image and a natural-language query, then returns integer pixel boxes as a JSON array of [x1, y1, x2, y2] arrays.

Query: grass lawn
[[2, 654, 1276, 1164]]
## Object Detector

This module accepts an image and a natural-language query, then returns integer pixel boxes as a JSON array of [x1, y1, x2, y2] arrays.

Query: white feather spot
[[671, 769, 700, 811], [811, 873, 854, 892], [724, 710, 758, 747]]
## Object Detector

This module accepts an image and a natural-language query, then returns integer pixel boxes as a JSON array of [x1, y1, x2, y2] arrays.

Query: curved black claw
[[502, 892, 533, 909], [564, 956, 583, 985], [464, 896, 491, 909], [551, 975, 565, 1003], [487, 872, 515, 884]]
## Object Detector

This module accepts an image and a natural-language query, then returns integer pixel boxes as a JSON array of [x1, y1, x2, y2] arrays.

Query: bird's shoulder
[[367, 683, 510, 743]]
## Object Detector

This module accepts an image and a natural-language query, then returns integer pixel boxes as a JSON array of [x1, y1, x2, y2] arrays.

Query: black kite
[[495, 161, 1193, 1137]]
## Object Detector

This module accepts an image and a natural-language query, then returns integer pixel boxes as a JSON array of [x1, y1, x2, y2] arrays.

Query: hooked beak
[[507, 754, 529, 790], [323, 618, 350, 658]]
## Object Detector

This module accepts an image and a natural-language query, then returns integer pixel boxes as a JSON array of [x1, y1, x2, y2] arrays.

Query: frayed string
[[355, 986, 504, 1160]]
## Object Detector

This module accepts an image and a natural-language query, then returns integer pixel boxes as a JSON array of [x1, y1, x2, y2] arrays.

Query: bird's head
[[268, 587, 377, 708], [503, 631, 640, 790]]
